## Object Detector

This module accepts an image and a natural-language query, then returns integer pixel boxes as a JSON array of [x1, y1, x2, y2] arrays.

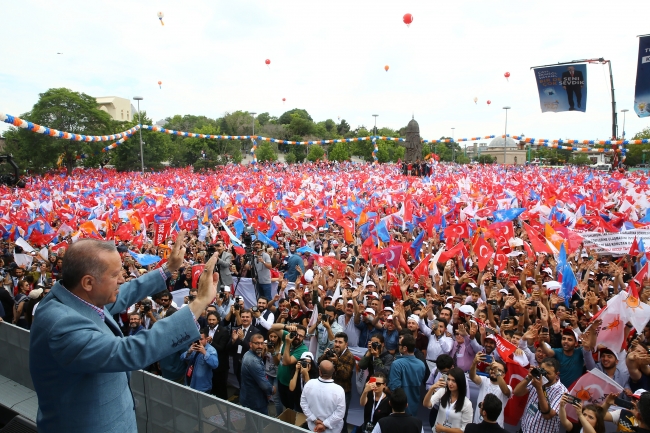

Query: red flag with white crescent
[[191, 264, 205, 289], [473, 236, 493, 272]]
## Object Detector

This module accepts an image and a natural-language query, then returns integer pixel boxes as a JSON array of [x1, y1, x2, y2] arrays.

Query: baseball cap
[[562, 327, 579, 340], [223, 285, 231, 292], [407, 314, 420, 323], [599, 347, 619, 360], [633, 389, 648, 399], [459, 305, 475, 317], [300, 352, 314, 361], [364, 308, 375, 315]]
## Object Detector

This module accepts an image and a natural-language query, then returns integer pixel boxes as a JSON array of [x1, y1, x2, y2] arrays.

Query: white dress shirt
[[300, 377, 346, 433]]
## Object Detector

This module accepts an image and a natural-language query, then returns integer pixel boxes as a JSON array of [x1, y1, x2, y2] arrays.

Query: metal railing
[[0, 323, 304, 433]]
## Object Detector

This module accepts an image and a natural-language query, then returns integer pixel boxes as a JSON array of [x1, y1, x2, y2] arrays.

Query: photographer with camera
[[215, 285, 235, 319], [289, 352, 318, 405], [359, 335, 394, 379], [317, 332, 355, 431], [181, 328, 220, 393], [214, 241, 233, 291], [265, 332, 284, 416], [513, 357, 566, 433], [360, 372, 391, 433], [243, 240, 273, 300], [309, 306, 343, 359], [269, 323, 309, 411], [469, 353, 511, 427]]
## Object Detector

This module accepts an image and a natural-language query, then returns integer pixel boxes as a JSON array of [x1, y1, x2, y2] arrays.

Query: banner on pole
[[634, 35, 650, 118], [579, 229, 650, 255], [534, 64, 588, 113]]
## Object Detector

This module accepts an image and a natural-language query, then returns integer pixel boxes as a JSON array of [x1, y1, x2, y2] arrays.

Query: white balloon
[[157, 11, 164, 19]]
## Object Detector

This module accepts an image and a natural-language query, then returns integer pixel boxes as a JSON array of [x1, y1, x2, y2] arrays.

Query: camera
[[251, 306, 259, 313], [531, 367, 548, 379], [371, 342, 381, 350], [487, 299, 497, 305], [289, 331, 298, 339], [325, 349, 336, 359], [219, 293, 225, 299], [267, 341, 275, 349], [142, 304, 152, 313], [234, 303, 240, 311], [529, 300, 537, 307], [364, 422, 375, 433], [563, 393, 582, 406], [299, 360, 309, 368]]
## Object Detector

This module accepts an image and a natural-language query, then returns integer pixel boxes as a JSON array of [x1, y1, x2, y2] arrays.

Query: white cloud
[[1, 0, 648, 143]]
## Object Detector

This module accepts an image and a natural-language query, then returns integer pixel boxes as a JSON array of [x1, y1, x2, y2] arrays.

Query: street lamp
[[451, 127, 455, 162], [133, 96, 144, 174], [621, 109, 629, 140], [503, 107, 511, 165], [372, 114, 379, 136]]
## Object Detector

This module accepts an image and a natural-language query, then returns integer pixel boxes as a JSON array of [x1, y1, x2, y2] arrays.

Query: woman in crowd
[[424, 367, 473, 433]]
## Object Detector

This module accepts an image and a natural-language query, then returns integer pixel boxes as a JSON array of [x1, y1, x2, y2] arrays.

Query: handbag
[[186, 352, 199, 382]]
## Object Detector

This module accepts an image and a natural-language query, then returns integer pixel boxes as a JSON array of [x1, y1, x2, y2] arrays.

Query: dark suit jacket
[[228, 325, 261, 359], [561, 70, 584, 87], [464, 421, 509, 433], [210, 324, 231, 373]]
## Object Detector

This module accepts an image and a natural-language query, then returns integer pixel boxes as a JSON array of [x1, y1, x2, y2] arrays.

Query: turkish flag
[[153, 221, 172, 246], [503, 362, 530, 426], [438, 241, 464, 264], [634, 262, 648, 285], [444, 223, 469, 242], [372, 246, 403, 269], [488, 221, 515, 241], [412, 254, 431, 281], [114, 223, 134, 241], [473, 236, 493, 271], [314, 255, 347, 274], [522, 222, 553, 254], [191, 264, 205, 289], [629, 236, 640, 256]]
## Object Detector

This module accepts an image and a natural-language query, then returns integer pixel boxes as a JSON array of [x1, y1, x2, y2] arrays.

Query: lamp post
[[621, 109, 629, 140], [133, 96, 144, 174], [643, 149, 648, 165], [372, 114, 379, 136], [451, 127, 455, 162], [503, 107, 511, 165]]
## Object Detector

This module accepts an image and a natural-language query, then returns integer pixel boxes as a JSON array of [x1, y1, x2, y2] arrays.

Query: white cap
[[341, 247, 348, 252], [287, 286, 296, 291], [223, 285, 231, 292], [413, 283, 419, 289], [328, 252, 336, 257], [383, 307, 394, 312], [366, 281, 376, 287], [304, 269, 314, 283], [526, 277, 535, 282], [499, 288, 509, 295], [407, 314, 420, 323], [301, 352, 314, 360], [467, 282, 477, 288], [364, 308, 375, 315], [542, 267, 553, 275], [543, 281, 562, 290], [386, 315, 394, 321], [459, 305, 475, 316]]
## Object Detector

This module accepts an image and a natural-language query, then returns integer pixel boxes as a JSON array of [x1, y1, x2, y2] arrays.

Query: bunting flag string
[[1, 112, 640, 161]]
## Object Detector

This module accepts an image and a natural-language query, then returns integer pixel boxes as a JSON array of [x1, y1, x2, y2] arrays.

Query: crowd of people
[[5, 162, 650, 433]]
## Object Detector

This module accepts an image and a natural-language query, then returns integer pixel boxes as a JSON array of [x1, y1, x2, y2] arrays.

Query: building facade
[[96, 97, 132, 122]]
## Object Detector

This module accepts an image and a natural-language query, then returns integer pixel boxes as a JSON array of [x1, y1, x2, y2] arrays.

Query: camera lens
[[289, 331, 297, 339]]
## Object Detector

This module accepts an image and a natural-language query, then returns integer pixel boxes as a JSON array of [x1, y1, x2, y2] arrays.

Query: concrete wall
[[96, 96, 132, 122]]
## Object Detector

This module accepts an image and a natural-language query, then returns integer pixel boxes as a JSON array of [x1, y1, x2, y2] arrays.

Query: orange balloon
[[158, 81, 162, 85], [384, 65, 389, 72]]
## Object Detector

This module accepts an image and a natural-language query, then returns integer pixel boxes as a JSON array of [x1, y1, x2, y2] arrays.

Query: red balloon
[[265, 59, 271, 65], [487, 100, 491, 105], [403, 13, 413, 26], [282, 98, 286, 102], [504, 72, 510, 79]]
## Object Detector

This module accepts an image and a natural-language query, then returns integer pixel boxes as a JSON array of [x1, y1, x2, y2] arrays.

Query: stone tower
[[403, 116, 422, 162]]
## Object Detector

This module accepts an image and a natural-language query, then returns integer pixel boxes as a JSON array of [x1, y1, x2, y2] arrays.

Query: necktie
[[453, 343, 461, 364]]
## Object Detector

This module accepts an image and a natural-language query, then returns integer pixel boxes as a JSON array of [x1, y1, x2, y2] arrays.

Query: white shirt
[[337, 314, 361, 348], [208, 324, 219, 339], [255, 310, 275, 330], [300, 378, 346, 433], [429, 389, 473, 433], [419, 318, 453, 361], [472, 376, 512, 427]]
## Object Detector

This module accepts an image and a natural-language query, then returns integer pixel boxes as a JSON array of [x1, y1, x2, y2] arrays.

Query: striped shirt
[[70, 291, 105, 321], [521, 379, 567, 433]]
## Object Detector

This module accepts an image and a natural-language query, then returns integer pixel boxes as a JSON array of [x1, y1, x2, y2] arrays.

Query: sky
[[1, 0, 649, 145]]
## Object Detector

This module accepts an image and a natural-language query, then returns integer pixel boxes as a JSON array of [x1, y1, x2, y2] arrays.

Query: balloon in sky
[[384, 65, 389, 72], [504, 72, 510, 81], [403, 13, 413, 27], [265, 59, 271, 68], [157, 11, 164, 26], [473, 97, 478, 104], [487, 100, 491, 105], [282, 98, 286, 104], [158, 81, 162, 89], [338, 116, 341, 121]]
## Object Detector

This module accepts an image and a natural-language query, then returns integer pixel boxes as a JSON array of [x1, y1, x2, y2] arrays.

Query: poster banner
[[634, 35, 650, 118], [579, 229, 650, 255], [534, 64, 588, 113]]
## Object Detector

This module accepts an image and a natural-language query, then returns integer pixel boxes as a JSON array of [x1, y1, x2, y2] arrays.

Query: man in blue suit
[[29, 231, 219, 433]]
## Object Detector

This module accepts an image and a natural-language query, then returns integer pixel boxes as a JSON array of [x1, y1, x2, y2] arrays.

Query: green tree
[[626, 127, 650, 166], [169, 124, 221, 167], [278, 109, 312, 125], [3, 88, 113, 175], [255, 142, 277, 162], [292, 144, 307, 163], [456, 154, 471, 164], [569, 154, 592, 166], [110, 111, 173, 171], [477, 154, 495, 164], [306, 145, 325, 162], [285, 152, 296, 164], [337, 119, 350, 135], [287, 114, 314, 137], [328, 142, 349, 161]]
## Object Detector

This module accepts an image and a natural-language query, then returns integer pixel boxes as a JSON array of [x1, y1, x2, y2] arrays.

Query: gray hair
[[61, 239, 118, 290]]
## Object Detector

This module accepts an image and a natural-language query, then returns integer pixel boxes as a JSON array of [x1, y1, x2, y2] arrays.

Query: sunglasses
[[375, 382, 385, 386]]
